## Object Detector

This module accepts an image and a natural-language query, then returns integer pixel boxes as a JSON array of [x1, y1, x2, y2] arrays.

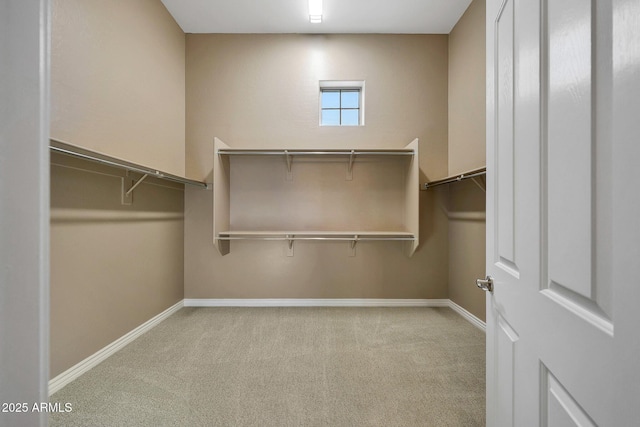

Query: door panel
[[496, 0, 517, 275], [546, 0, 593, 299], [543, 0, 613, 325], [544, 368, 598, 427], [495, 316, 518, 426]]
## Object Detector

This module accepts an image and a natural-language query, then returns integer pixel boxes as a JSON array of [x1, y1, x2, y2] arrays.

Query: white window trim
[[319, 80, 365, 126]]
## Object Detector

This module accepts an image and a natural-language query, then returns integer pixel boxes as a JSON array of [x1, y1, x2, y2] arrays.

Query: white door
[[485, 0, 640, 425]]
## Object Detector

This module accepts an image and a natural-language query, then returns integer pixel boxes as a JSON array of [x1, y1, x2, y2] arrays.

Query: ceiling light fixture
[[309, 0, 322, 23]]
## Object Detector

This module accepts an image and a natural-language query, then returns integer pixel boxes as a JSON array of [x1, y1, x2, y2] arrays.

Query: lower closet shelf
[[218, 230, 414, 239], [215, 231, 416, 257]]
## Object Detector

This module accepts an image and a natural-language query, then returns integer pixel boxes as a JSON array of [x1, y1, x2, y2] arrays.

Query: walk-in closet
[[6, 0, 640, 425]]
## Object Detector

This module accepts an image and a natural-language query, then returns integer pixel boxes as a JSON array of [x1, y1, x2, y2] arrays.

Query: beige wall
[[185, 34, 448, 181], [448, 0, 486, 175], [49, 0, 187, 377], [448, 180, 486, 321], [50, 154, 185, 377], [51, 0, 186, 176], [447, 0, 487, 321], [185, 34, 450, 299]]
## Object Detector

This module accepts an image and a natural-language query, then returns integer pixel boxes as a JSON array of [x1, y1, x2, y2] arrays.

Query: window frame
[[319, 80, 365, 126]]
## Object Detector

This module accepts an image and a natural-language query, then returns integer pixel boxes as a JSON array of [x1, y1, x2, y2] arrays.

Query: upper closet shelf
[[422, 167, 486, 190], [50, 138, 209, 189], [217, 147, 414, 181]]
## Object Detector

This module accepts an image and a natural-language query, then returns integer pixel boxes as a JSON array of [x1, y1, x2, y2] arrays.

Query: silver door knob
[[476, 275, 494, 292]]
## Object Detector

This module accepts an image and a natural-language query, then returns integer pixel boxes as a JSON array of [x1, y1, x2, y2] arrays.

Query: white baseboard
[[183, 298, 451, 307], [185, 298, 485, 330], [448, 300, 486, 331], [48, 300, 183, 395]]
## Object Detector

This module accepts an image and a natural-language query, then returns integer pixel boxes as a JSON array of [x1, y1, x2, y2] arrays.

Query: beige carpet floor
[[50, 307, 485, 426]]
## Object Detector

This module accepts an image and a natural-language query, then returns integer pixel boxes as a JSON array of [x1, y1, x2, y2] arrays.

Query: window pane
[[341, 109, 359, 126], [321, 109, 340, 125], [321, 91, 340, 109], [341, 91, 359, 109]]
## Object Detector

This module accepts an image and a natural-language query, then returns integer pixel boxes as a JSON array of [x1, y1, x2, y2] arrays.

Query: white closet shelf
[[217, 231, 416, 241], [50, 138, 209, 189], [422, 167, 486, 189], [216, 231, 416, 257], [217, 148, 414, 156]]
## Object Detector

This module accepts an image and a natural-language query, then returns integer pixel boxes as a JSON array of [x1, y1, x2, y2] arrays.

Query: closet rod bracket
[[286, 234, 294, 256], [121, 172, 149, 205], [346, 150, 355, 180], [285, 150, 293, 181], [471, 176, 486, 193], [349, 235, 359, 257], [125, 174, 149, 197]]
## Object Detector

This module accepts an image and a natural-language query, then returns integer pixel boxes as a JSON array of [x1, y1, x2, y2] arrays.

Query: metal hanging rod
[[216, 236, 416, 241], [217, 149, 414, 156], [216, 231, 415, 242], [422, 167, 486, 189], [216, 232, 415, 257], [50, 138, 209, 189]]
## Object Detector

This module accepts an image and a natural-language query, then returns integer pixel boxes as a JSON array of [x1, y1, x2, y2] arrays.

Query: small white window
[[319, 81, 365, 126]]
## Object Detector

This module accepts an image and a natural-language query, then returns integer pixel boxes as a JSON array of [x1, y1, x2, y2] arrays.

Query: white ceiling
[[160, 0, 472, 34]]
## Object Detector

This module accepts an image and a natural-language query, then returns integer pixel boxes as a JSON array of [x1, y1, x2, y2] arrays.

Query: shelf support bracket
[[471, 176, 486, 193], [285, 150, 293, 181], [121, 172, 148, 205], [286, 234, 294, 257], [126, 173, 148, 196], [349, 235, 359, 257], [346, 150, 355, 180]]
